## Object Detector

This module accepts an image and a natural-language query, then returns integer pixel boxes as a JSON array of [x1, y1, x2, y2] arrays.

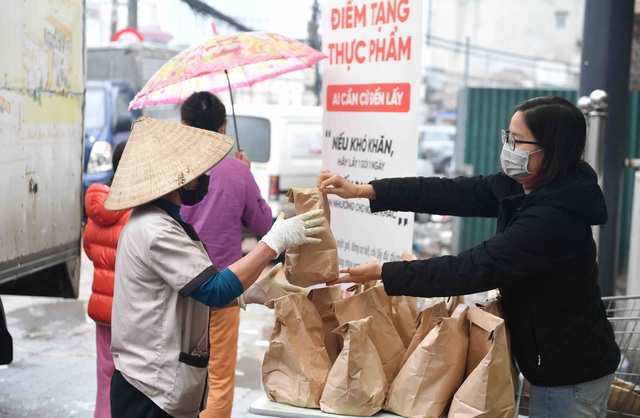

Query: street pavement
[[0, 250, 274, 418]]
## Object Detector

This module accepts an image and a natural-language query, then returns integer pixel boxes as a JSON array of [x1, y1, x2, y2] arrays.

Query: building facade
[[421, 0, 585, 122]]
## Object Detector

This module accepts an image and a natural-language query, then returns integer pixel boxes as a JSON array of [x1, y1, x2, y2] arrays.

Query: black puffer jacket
[[372, 162, 620, 386]]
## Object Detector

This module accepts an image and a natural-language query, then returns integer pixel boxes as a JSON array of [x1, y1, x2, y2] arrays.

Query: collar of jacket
[[522, 162, 607, 226], [150, 200, 203, 243]]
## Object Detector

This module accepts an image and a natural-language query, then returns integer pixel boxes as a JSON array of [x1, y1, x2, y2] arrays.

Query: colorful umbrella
[[128, 31, 327, 151]]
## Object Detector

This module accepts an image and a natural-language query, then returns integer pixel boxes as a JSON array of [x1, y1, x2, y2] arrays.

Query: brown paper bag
[[476, 297, 519, 395], [390, 295, 419, 348], [262, 293, 333, 408], [387, 250, 420, 348], [435, 295, 466, 316], [402, 300, 450, 365], [385, 305, 470, 418], [320, 316, 388, 416], [333, 287, 407, 385], [448, 306, 516, 418], [608, 377, 640, 416], [358, 282, 418, 349], [308, 286, 343, 364], [284, 188, 339, 287], [346, 280, 379, 296]]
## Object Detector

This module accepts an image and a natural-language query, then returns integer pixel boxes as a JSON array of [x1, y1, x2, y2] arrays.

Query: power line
[[178, 0, 254, 32], [426, 34, 580, 75]]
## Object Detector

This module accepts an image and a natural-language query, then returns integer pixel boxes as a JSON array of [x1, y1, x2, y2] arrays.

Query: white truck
[[87, 42, 182, 121], [0, 0, 86, 363], [224, 104, 324, 222]]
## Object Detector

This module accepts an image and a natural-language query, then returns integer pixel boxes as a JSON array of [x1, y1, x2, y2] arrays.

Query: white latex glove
[[237, 263, 308, 309], [259, 209, 325, 258]]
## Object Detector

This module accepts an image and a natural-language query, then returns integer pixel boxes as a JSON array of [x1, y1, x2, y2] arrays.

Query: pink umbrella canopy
[[129, 31, 327, 110]]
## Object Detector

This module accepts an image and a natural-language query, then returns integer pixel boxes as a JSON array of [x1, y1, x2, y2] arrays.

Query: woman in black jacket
[[318, 96, 620, 418]]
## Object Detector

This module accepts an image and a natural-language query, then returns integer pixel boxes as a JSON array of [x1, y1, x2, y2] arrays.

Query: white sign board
[[321, 0, 422, 269]]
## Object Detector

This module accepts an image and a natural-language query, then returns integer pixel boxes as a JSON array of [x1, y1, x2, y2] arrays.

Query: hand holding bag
[[284, 188, 339, 287]]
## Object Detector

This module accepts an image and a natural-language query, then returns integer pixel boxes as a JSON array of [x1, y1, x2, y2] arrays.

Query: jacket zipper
[[526, 297, 542, 367], [521, 198, 541, 368]]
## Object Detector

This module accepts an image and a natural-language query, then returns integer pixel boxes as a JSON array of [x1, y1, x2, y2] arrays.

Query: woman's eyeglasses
[[501, 130, 539, 151]]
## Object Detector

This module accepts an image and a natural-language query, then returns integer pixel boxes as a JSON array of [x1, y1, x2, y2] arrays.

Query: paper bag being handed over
[[320, 316, 388, 416], [284, 187, 339, 287], [385, 304, 470, 418], [448, 306, 515, 418], [262, 293, 332, 408]]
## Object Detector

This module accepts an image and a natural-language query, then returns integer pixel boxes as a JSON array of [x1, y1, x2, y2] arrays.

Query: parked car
[[419, 124, 456, 175]]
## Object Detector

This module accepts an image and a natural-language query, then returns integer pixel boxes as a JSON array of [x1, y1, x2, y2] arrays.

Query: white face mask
[[500, 144, 543, 180]]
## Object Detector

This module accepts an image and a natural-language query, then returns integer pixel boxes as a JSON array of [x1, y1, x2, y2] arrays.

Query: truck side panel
[[87, 44, 181, 121], [0, 0, 84, 297]]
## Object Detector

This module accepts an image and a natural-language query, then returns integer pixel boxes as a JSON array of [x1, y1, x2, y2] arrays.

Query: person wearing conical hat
[[105, 117, 325, 418], [179, 92, 273, 418]]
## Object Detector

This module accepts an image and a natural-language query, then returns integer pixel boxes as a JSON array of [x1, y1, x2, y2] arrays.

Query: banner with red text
[[321, 0, 422, 271]]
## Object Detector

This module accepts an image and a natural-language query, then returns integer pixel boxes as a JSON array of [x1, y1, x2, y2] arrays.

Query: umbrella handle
[[225, 70, 242, 153]]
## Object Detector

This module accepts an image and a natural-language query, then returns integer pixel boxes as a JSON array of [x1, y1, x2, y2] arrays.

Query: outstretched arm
[[317, 170, 376, 200]]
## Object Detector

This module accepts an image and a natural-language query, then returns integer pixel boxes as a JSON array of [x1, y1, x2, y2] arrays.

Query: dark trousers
[[110, 369, 173, 418], [0, 298, 12, 365]]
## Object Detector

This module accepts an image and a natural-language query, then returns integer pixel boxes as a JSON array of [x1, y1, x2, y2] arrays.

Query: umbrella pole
[[225, 70, 242, 152]]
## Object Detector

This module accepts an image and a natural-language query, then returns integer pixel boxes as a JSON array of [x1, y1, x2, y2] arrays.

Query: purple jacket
[[181, 157, 273, 270]]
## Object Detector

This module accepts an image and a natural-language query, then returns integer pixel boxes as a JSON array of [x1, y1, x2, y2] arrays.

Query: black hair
[[112, 140, 127, 173], [106, 139, 128, 186], [180, 91, 226, 132], [107, 139, 127, 186], [514, 96, 586, 189]]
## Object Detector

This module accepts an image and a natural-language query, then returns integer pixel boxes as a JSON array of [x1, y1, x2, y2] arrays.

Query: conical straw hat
[[104, 116, 233, 211]]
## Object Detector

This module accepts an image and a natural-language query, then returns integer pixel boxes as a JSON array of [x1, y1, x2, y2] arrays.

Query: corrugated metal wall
[[458, 88, 640, 278], [619, 92, 640, 275]]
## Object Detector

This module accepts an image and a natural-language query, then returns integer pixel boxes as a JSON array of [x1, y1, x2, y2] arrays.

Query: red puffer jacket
[[83, 183, 131, 325]]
